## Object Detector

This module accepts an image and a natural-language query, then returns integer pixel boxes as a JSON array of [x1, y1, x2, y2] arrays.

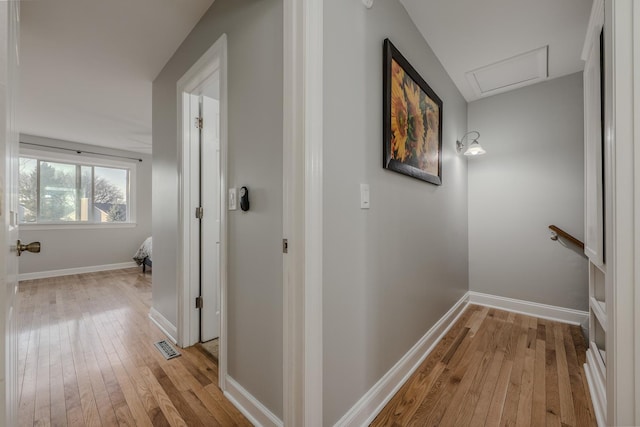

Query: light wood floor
[[18, 270, 597, 427], [372, 304, 596, 427], [17, 268, 249, 426]]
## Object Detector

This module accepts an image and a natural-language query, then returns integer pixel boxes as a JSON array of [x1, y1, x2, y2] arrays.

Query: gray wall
[[18, 134, 151, 275], [468, 73, 588, 311], [152, 0, 283, 417], [323, 0, 469, 423]]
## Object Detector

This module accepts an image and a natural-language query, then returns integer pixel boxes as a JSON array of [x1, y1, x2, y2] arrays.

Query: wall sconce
[[456, 131, 486, 156], [362, 0, 374, 8]]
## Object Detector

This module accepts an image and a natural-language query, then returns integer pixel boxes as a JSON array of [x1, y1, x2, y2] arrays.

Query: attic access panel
[[466, 46, 548, 98]]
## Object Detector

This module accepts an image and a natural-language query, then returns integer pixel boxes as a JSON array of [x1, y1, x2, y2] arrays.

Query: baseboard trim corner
[[149, 307, 178, 344], [18, 261, 139, 281], [334, 292, 470, 427], [467, 291, 588, 325], [224, 376, 283, 427]]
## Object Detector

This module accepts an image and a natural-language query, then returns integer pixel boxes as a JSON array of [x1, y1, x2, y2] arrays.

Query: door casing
[[0, 1, 21, 425], [177, 33, 228, 389]]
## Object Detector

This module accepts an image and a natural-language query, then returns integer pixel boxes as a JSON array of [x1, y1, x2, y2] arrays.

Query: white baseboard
[[467, 291, 588, 325], [149, 307, 178, 344], [224, 376, 283, 427], [18, 261, 139, 281], [334, 293, 470, 427]]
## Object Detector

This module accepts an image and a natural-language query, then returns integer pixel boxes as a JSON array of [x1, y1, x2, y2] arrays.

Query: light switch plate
[[360, 184, 370, 209], [229, 188, 237, 210]]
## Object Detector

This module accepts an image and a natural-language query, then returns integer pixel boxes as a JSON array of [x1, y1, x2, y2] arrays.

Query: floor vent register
[[154, 340, 181, 360]]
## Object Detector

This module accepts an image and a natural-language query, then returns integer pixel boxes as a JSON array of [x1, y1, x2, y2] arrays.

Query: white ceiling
[[20, 0, 592, 154], [399, 0, 592, 102], [19, 0, 214, 154]]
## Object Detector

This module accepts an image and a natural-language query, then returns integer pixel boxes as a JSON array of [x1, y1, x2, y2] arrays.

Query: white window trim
[[18, 147, 138, 226]]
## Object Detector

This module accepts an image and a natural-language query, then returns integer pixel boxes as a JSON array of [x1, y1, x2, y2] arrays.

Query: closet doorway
[[177, 34, 228, 389]]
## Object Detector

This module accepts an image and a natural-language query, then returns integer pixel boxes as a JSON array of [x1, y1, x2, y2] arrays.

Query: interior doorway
[[198, 92, 221, 346], [177, 34, 228, 389]]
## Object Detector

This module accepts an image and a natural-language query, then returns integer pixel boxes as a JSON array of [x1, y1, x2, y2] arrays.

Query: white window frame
[[18, 147, 138, 229]]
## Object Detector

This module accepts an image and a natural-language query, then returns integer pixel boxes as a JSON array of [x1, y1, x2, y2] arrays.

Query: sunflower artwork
[[383, 39, 443, 185]]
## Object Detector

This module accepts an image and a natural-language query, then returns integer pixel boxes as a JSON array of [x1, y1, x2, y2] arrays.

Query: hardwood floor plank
[[545, 320, 562, 427], [515, 347, 535, 427], [48, 319, 68, 427], [79, 315, 119, 426], [468, 350, 505, 427], [140, 364, 187, 427], [108, 355, 154, 427], [555, 323, 576, 426], [59, 317, 85, 427], [180, 389, 221, 427], [484, 358, 514, 425], [33, 300, 51, 426], [438, 349, 491, 425], [406, 365, 453, 426], [501, 315, 532, 425], [426, 310, 495, 425]]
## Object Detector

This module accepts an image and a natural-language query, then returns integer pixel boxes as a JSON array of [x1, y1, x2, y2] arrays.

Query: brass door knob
[[17, 240, 41, 256]]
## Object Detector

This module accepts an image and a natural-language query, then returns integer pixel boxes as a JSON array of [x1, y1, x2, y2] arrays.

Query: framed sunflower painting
[[383, 38, 443, 185]]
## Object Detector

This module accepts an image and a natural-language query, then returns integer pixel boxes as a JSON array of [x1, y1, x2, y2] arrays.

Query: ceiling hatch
[[466, 46, 548, 98]]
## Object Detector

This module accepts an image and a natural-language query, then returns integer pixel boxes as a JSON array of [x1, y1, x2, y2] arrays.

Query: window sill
[[19, 223, 138, 231]]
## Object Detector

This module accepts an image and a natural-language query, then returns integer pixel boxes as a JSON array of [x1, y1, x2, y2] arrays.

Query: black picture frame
[[383, 38, 443, 185]]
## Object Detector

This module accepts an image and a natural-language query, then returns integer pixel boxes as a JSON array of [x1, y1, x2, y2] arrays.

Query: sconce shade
[[457, 131, 486, 156], [464, 140, 486, 156]]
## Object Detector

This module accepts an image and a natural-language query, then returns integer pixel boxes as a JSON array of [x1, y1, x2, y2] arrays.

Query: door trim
[[176, 33, 228, 390], [1, 1, 20, 424], [283, 0, 324, 424], [604, 1, 640, 424]]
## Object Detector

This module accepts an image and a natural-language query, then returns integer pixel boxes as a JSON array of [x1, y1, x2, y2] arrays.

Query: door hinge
[[195, 206, 204, 219], [282, 238, 288, 254], [195, 117, 203, 129], [195, 296, 203, 309]]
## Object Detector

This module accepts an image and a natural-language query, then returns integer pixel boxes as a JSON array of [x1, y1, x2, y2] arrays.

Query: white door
[[1, 2, 21, 425], [200, 95, 220, 342]]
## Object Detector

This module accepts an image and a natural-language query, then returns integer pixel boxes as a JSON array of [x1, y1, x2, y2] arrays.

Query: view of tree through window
[[19, 156, 130, 224]]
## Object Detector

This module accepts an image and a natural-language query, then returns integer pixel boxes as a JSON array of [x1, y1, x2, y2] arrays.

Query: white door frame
[[604, 1, 640, 425], [283, 0, 324, 425], [0, 1, 20, 425], [177, 34, 228, 389]]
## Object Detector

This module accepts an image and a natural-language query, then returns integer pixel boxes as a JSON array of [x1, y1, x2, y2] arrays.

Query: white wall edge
[[334, 293, 470, 427], [585, 350, 607, 427], [581, 0, 604, 60], [148, 307, 178, 344], [18, 261, 139, 281], [468, 291, 588, 325], [224, 376, 283, 427]]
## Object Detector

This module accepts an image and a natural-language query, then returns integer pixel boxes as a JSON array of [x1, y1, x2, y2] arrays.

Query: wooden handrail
[[549, 225, 585, 250]]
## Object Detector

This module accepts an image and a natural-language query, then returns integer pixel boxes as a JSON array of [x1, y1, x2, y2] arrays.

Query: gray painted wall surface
[[18, 134, 151, 274], [323, 1, 469, 423], [468, 73, 588, 311], [152, 0, 283, 417]]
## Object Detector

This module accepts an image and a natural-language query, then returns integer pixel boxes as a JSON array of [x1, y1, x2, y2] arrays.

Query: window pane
[[94, 167, 127, 222], [39, 161, 78, 222], [19, 158, 37, 223], [18, 154, 133, 225]]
